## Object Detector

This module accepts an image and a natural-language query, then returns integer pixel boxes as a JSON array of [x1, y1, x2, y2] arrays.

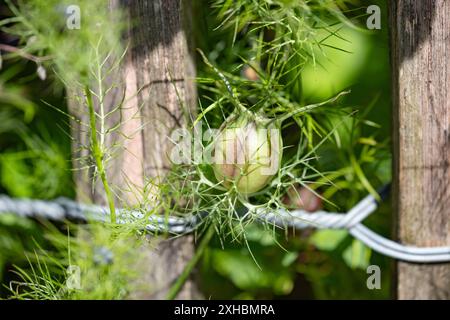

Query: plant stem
[[274, 90, 351, 124], [85, 86, 117, 223], [94, 41, 106, 148], [197, 49, 251, 117], [166, 225, 215, 300], [0, 43, 52, 63]]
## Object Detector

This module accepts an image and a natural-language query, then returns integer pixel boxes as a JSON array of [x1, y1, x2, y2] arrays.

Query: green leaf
[[211, 247, 295, 295], [309, 229, 348, 251], [281, 251, 298, 267], [212, 249, 269, 290], [342, 239, 371, 270]]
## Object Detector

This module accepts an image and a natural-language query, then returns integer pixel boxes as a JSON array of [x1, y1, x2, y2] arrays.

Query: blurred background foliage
[[1, 0, 392, 299]]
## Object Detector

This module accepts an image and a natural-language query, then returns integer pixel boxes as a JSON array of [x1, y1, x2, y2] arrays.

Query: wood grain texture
[[390, 0, 450, 299], [70, 0, 198, 299]]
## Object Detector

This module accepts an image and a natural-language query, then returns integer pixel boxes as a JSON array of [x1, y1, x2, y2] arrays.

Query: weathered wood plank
[[70, 0, 198, 299], [390, 0, 450, 299]]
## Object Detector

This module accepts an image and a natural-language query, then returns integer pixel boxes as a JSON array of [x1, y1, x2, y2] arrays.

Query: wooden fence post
[[70, 0, 198, 299], [390, 0, 450, 299]]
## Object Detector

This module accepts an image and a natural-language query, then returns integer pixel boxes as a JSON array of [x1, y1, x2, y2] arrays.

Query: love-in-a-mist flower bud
[[213, 114, 282, 194]]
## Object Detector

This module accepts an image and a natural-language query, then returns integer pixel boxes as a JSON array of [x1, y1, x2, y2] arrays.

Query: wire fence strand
[[1, 185, 449, 263]]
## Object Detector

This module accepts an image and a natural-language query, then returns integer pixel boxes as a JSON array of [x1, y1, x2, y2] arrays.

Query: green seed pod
[[213, 114, 282, 194]]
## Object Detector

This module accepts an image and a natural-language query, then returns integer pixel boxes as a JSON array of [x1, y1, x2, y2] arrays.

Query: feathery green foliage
[[0, 0, 392, 299]]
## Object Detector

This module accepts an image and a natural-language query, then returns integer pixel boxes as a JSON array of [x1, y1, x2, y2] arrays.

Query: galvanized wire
[[0, 186, 449, 263]]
